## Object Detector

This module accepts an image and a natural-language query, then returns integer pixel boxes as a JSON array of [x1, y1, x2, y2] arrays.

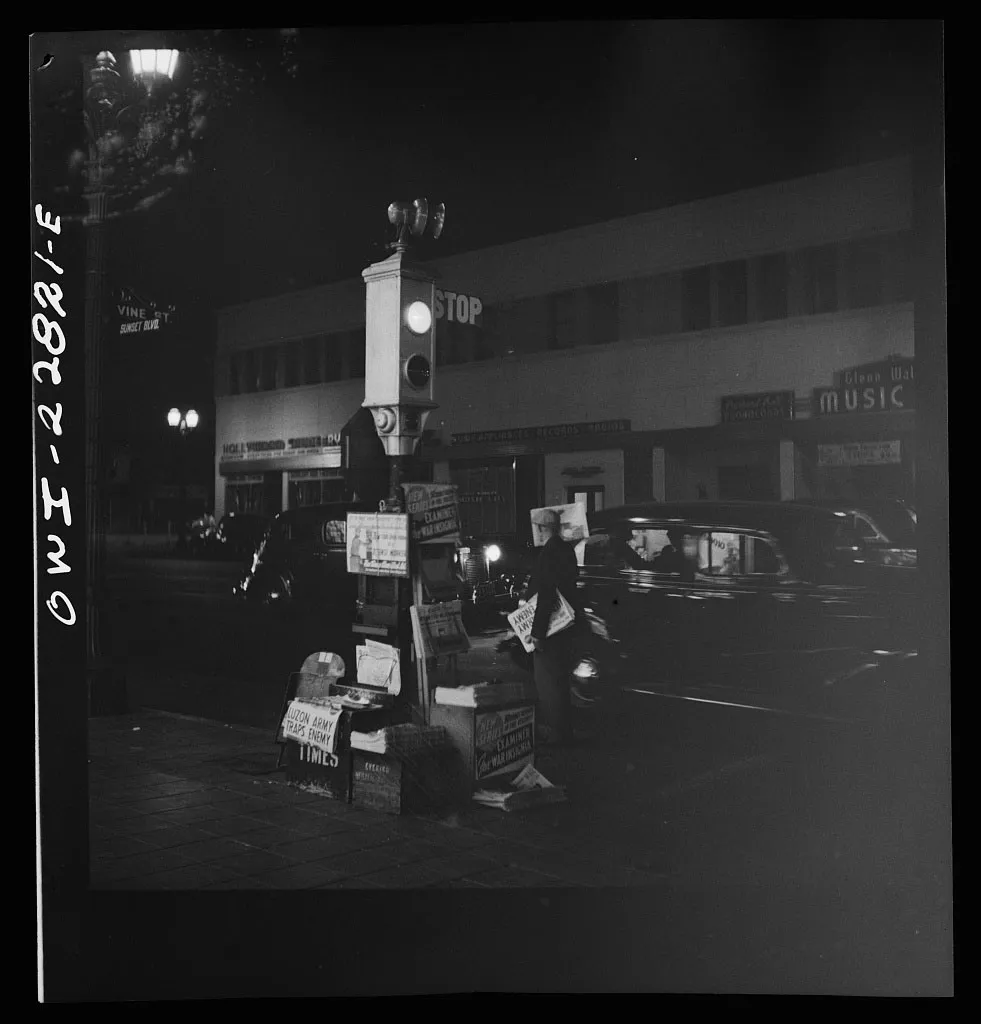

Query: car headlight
[[573, 657, 600, 680], [485, 544, 502, 562]]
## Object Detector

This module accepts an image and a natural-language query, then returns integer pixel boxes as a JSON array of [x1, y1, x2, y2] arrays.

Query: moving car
[[456, 534, 536, 625], [233, 502, 375, 606], [793, 497, 917, 567], [575, 501, 918, 718]]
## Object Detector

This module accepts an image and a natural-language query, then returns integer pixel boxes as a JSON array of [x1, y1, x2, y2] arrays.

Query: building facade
[[214, 157, 915, 538]]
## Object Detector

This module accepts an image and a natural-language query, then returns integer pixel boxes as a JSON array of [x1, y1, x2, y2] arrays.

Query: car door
[[579, 522, 702, 686]]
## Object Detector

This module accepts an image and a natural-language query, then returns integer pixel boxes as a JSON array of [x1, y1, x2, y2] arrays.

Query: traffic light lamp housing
[[362, 250, 437, 456]]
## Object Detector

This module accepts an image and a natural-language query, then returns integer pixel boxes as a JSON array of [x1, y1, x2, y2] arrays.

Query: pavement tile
[[200, 875, 274, 890], [125, 824, 217, 849], [465, 866, 560, 888], [314, 877, 384, 890], [244, 862, 346, 890], [138, 862, 250, 891], [191, 815, 277, 839], [171, 835, 259, 864], [146, 806, 230, 826], [93, 846, 198, 883], [228, 826, 315, 851], [262, 834, 361, 864], [101, 814, 180, 836], [89, 834, 159, 859], [219, 848, 296, 877], [203, 795, 284, 816], [316, 846, 406, 877]]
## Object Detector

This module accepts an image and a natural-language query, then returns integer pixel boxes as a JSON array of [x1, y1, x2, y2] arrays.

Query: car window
[[854, 514, 880, 542], [693, 531, 785, 577], [320, 519, 347, 546], [625, 528, 672, 564]]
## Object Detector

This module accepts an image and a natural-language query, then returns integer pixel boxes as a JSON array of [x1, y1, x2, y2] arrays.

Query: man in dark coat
[[528, 510, 583, 745]]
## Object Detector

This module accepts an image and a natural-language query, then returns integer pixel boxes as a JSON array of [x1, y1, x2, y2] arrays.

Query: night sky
[[31, 20, 941, 474]]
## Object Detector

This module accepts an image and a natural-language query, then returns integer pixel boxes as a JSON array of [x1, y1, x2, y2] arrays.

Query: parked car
[[793, 498, 917, 567], [572, 501, 918, 718], [456, 534, 536, 625], [233, 502, 375, 607], [214, 513, 269, 561]]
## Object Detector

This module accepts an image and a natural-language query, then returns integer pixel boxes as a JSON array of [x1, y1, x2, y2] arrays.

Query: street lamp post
[[167, 408, 199, 550], [84, 47, 179, 715]]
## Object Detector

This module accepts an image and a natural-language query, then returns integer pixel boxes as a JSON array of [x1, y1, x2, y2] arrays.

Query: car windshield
[[868, 505, 916, 548]]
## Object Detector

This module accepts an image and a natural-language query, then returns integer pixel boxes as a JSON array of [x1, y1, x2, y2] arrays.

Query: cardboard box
[[352, 749, 465, 815], [429, 701, 536, 790]]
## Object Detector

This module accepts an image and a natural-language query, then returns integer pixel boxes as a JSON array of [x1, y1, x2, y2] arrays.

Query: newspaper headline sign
[[402, 483, 461, 543], [475, 705, 536, 780], [507, 590, 576, 653], [410, 601, 471, 659], [346, 513, 409, 577], [281, 700, 344, 756]]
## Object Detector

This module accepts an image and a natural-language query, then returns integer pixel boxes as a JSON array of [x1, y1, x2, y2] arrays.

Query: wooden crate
[[284, 735, 353, 803], [429, 701, 535, 790], [352, 749, 466, 815]]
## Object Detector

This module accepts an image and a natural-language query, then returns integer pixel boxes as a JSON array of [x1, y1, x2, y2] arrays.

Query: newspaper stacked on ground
[[350, 723, 448, 757], [434, 680, 536, 708], [472, 764, 567, 812]]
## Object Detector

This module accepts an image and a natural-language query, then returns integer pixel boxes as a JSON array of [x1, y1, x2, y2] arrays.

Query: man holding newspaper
[[525, 508, 585, 746]]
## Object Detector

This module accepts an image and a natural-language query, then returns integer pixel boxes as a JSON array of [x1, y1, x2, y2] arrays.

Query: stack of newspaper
[[433, 681, 535, 708], [349, 723, 447, 757], [472, 765, 567, 812]]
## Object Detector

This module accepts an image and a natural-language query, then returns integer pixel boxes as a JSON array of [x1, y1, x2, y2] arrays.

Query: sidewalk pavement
[[89, 627, 665, 891]]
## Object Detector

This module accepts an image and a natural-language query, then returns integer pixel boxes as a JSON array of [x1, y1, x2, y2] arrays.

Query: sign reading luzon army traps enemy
[[474, 704, 535, 781], [402, 483, 461, 543]]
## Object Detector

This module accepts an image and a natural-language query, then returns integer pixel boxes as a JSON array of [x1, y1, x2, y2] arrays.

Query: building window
[[229, 353, 241, 395], [715, 260, 748, 327], [302, 336, 322, 384], [323, 335, 343, 382], [437, 321, 468, 365], [548, 290, 577, 349], [242, 349, 258, 393], [259, 346, 278, 391], [284, 341, 301, 387], [800, 244, 839, 315], [587, 283, 618, 344], [681, 266, 711, 332], [347, 330, 366, 378], [755, 253, 788, 322], [842, 236, 885, 309]]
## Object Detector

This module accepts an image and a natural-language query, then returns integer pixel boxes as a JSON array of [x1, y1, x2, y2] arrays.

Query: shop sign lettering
[[721, 391, 794, 423], [812, 382, 914, 416], [452, 419, 631, 446]]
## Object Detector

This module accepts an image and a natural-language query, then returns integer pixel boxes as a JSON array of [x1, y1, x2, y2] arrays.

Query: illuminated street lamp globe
[[185, 409, 199, 429], [167, 407, 181, 428]]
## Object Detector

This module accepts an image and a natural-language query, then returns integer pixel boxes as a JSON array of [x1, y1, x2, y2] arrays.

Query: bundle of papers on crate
[[434, 681, 537, 708], [350, 723, 448, 757]]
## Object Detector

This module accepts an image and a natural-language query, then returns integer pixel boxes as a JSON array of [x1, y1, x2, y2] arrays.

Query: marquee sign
[[451, 419, 631, 446], [220, 434, 343, 463]]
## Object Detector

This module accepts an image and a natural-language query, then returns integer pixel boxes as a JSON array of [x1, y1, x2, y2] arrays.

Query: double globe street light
[[85, 45, 180, 714], [167, 407, 199, 551]]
